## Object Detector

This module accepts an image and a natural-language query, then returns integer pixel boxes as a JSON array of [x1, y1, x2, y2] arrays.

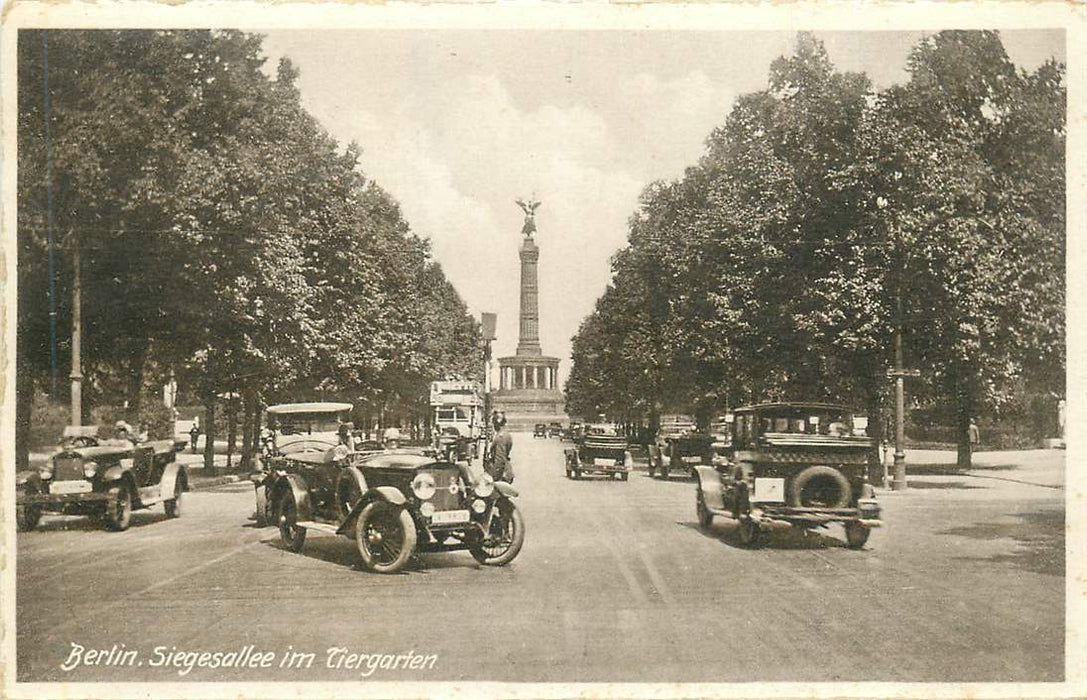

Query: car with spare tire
[[564, 424, 633, 480], [693, 402, 882, 548]]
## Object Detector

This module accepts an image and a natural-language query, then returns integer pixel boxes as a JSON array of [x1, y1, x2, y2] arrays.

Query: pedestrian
[[488, 412, 514, 483], [968, 418, 981, 453], [382, 425, 402, 450], [189, 422, 201, 453]]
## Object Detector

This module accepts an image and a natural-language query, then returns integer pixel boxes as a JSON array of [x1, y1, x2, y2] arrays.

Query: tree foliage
[[566, 31, 1064, 465], [17, 30, 482, 464]]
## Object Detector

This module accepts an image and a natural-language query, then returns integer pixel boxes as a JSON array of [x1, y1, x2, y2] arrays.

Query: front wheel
[[18, 504, 42, 532], [469, 499, 525, 566], [355, 501, 417, 573], [277, 493, 307, 552], [105, 482, 133, 531], [844, 521, 871, 549]]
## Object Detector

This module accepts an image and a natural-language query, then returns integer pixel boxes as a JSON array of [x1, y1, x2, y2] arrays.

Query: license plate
[[50, 480, 92, 495], [752, 478, 785, 503], [593, 458, 615, 467], [431, 509, 469, 524], [682, 456, 703, 464]]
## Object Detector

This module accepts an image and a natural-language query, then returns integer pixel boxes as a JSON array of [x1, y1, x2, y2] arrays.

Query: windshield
[[757, 407, 855, 436], [436, 408, 468, 422]]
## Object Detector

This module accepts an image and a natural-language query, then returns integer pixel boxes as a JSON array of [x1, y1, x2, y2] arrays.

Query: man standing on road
[[489, 412, 514, 483], [969, 418, 981, 453]]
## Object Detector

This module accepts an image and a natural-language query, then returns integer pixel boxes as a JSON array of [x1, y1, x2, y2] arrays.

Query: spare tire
[[788, 466, 852, 508]]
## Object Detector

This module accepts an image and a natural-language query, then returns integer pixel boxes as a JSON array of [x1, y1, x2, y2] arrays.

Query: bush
[[28, 391, 71, 450]]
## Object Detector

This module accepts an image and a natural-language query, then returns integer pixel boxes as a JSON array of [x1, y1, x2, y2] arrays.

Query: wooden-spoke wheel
[[355, 501, 417, 573], [469, 500, 525, 566]]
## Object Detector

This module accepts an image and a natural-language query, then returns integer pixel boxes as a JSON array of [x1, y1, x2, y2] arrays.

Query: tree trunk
[[240, 392, 254, 470], [865, 377, 884, 488], [227, 399, 237, 470], [204, 398, 217, 474], [956, 382, 974, 469], [16, 365, 34, 472], [126, 338, 149, 416]]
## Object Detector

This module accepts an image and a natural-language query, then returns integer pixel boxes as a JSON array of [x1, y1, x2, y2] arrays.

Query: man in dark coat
[[489, 412, 514, 483]]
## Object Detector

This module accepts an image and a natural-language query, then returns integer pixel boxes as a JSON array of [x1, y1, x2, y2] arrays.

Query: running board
[[295, 521, 342, 536]]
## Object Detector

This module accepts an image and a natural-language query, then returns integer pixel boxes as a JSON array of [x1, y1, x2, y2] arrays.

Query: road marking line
[[636, 545, 677, 607], [36, 539, 258, 640], [584, 507, 649, 604]]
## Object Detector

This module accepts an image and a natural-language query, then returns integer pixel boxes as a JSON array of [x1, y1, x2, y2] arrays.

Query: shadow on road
[[904, 479, 984, 490], [29, 510, 170, 532], [908, 461, 1017, 477], [259, 534, 491, 574], [681, 520, 849, 551], [939, 509, 1064, 577]]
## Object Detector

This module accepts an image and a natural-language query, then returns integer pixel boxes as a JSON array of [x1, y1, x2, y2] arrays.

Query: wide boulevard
[[16, 436, 1064, 684]]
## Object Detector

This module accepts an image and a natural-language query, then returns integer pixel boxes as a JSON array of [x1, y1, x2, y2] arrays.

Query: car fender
[[336, 486, 407, 535], [271, 473, 313, 523], [158, 462, 188, 500], [694, 466, 727, 511], [494, 481, 518, 498], [102, 458, 136, 483], [334, 466, 370, 519]]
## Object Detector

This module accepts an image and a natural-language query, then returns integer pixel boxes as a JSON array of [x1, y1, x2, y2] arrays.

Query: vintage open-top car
[[693, 402, 882, 548], [252, 402, 524, 573], [564, 424, 632, 480], [16, 425, 188, 532], [533, 423, 548, 438]]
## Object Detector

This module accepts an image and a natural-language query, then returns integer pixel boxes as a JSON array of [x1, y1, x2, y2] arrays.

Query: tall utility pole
[[70, 243, 83, 426], [888, 204, 919, 491]]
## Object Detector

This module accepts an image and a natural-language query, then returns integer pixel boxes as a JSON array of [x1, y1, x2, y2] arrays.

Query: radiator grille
[[53, 456, 85, 481], [424, 468, 465, 512]]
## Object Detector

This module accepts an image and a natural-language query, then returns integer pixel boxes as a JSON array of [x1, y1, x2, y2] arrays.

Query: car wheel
[[845, 521, 871, 549], [355, 501, 416, 574], [254, 485, 270, 526], [659, 462, 670, 479], [18, 504, 42, 532], [647, 447, 657, 477], [737, 516, 761, 547], [619, 472, 629, 482], [573, 470, 581, 480], [469, 499, 525, 566], [277, 493, 307, 552], [788, 466, 852, 509], [164, 477, 184, 518], [105, 482, 133, 531], [696, 490, 713, 530]]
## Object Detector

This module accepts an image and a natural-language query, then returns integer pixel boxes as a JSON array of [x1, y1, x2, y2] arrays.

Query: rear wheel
[[164, 477, 184, 518], [845, 521, 871, 549], [696, 490, 713, 530], [737, 516, 761, 547], [355, 501, 416, 573], [277, 493, 307, 552], [105, 482, 133, 531], [469, 499, 525, 566]]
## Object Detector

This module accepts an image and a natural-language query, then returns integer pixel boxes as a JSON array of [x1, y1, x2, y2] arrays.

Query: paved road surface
[[16, 436, 1064, 683]]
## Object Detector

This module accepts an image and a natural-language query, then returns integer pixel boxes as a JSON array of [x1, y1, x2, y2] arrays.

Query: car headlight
[[38, 464, 54, 480], [83, 461, 98, 478], [412, 473, 437, 500], [474, 472, 495, 498]]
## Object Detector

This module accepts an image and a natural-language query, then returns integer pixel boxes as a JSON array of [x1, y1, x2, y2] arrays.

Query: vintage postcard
[[1, 2, 1083, 698]]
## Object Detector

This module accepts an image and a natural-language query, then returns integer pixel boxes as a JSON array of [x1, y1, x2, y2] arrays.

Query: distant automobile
[[564, 424, 632, 481], [548, 422, 563, 438], [693, 402, 882, 548], [533, 423, 548, 438]]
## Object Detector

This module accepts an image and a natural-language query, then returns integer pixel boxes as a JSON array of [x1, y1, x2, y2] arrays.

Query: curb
[[187, 474, 245, 491]]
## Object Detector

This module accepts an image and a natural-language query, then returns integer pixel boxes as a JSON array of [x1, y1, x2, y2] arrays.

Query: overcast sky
[[259, 29, 1064, 387]]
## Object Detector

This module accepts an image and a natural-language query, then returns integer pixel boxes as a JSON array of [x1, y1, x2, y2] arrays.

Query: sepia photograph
[[1, 2, 1082, 698]]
